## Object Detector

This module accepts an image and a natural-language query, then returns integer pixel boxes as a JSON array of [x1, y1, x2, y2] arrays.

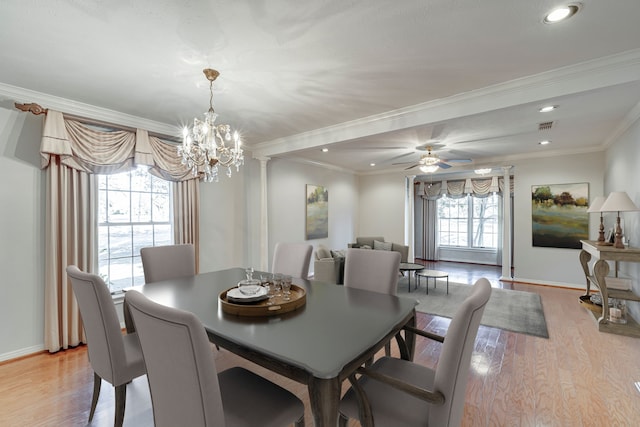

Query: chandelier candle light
[[178, 68, 244, 182]]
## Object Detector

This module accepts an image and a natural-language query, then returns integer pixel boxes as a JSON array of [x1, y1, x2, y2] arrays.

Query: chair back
[[66, 265, 129, 385], [271, 242, 313, 278], [125, 290, 225, 427], [431, 278, 492, 427], [343, 248, 401, 295], [140, 244, 195, 283]]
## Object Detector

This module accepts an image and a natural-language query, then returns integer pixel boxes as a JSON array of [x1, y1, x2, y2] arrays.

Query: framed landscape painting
[[306, 184, 328, 240], [531, 182, 589, 249]]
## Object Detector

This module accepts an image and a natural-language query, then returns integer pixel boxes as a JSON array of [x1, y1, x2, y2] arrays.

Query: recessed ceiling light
[[544, 4, 580, 23], [539, 105, 557, 113], [321, 148, 329, 152], [370, 163, 376, 167], [539, 140, 551, 145]]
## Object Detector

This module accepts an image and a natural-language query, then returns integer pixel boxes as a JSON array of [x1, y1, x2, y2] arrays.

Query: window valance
[[40, 110, 195, 181], [416, 176, 513, 200]]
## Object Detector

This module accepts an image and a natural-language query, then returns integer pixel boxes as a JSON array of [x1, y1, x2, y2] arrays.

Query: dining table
[[127, 268, 417, 427]]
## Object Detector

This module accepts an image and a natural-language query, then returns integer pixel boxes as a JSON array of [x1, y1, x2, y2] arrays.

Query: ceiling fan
[[395, 146, 471, 172]]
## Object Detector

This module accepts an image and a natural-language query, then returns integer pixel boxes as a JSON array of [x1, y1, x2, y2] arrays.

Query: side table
[[416, 270, 449, 294], [399, 263, 425, 292]]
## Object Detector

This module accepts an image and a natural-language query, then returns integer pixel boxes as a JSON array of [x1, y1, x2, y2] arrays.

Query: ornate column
[[501, 166, 513, 280], [257, 157, 270, 271], [405, 175, 416, 262]]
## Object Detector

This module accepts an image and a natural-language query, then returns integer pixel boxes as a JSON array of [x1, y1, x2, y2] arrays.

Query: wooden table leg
[[308, 376, 341, 427]]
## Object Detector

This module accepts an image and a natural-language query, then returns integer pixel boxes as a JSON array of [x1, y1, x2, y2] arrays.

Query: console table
[[579, 240, 640, 337]]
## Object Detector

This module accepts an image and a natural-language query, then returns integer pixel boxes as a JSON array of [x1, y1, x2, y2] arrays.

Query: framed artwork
[[305, 184, 328, 240], [531, 183, 589, 249]]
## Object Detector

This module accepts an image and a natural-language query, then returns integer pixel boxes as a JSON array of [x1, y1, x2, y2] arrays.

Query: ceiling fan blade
[[404, 163, 420, 170], [387, 152, 415, 162], [437, 162, 452, 169], [335, 146, 410, 151], [441, 158, 472, 163]]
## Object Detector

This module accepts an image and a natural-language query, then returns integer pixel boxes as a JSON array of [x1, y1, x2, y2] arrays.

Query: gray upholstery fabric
[[339, 278, 492, 427], [125, 290, 305, 427], [272, 242, 313, 279], [66, 266, 145, 423], [355, 237, 386, 248], [140, 244, 196, 283], [315, 244, 332, 260], [343, 248, 401, 296]]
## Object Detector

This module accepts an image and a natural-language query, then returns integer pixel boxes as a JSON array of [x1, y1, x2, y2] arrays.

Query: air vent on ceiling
[[538, 121, 554, 131]]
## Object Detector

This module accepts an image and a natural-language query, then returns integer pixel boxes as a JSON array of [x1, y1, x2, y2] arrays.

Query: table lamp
[[586, 196, 609, 245], [599, 191, 639, 249]]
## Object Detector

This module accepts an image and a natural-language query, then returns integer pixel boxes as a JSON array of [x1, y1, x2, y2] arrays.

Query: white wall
[[356, 172, 407, 245], [0, 105, 46, 359], [512, 151, 604, 287], [604, 116, 640, 320], [267, 158, 358, 274]]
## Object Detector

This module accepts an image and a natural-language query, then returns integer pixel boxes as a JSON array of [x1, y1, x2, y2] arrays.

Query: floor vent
[[538, 121, 554, 131]]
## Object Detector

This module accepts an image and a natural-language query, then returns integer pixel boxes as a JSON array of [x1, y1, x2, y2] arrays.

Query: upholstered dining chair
[[272, 242, 313, 279], [140, 243, 196, 283], [65, 265, 146, 427], [343, 248, 401, 295], [343, 248, 402, 359], [338, 277, 492, 427], [125, 290, 305, 427]]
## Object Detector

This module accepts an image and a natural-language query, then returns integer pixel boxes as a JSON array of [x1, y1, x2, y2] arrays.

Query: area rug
[[397, 278, 549, 338]]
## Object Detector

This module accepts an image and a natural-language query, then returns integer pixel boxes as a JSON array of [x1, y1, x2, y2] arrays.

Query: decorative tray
[[579, 295, 602, 314], [219, 284, 306, 317]]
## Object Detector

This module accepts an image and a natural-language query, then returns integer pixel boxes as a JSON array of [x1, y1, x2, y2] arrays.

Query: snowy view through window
[[98, 167, 172, 293]]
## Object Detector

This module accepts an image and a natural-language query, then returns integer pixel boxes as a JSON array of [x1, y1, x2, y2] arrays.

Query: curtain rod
[[14, 102, 181, 143]]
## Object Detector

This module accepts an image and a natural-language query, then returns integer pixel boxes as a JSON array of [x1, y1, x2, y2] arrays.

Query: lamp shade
[[600, 191, 639, 213], [587, 196, 607, 213]]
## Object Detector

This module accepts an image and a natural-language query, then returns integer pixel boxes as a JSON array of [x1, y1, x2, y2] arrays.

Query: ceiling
[[2, 1, 640, 176]]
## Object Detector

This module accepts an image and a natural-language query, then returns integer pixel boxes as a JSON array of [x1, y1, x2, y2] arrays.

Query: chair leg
[[88, 372, 102, 422], [114, 384, 127, 427], [294, 414, 305, 427], [338, 414, 349, 427]]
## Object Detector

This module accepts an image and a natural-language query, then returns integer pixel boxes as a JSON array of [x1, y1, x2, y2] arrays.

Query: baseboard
[[0, 344, 45, 363], [507, 277, 585, 290]]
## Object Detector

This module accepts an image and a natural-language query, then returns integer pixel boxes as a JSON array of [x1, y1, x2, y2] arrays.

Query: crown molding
[[252, 49, 640, 158], [603, 99, 640, 148], [0, 81, 181, 137]]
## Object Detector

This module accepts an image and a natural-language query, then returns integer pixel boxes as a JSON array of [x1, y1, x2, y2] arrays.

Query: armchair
[[313, 244, 344, 284]]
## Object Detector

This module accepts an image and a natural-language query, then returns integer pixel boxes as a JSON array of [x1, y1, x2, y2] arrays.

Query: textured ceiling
[[1, 0, 640, 174]]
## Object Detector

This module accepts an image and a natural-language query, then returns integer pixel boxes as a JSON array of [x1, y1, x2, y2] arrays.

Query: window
[[98, 167, 173, 294], [438, 194, 498, 249]]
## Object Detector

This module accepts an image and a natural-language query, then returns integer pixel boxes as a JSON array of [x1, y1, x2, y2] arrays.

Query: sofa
[[348, 237, 409, 263], [313, 238, 409, 284]]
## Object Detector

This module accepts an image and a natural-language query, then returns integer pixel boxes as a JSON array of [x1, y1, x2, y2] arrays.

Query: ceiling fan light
[[420, 164, 439, 173], [474, 168, 492, 175]]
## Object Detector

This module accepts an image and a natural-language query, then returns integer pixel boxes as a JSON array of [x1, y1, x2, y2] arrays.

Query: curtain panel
[[41, 110, 200, 352]]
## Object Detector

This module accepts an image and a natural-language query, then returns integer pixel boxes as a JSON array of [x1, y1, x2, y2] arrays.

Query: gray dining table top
[[132, 268, 417, 379]]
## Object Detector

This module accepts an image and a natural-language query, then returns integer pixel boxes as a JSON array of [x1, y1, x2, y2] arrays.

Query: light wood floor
[[2, 262, 640, 426]]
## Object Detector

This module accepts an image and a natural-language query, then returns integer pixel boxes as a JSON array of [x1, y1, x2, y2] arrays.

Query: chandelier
[[178, 68, 244, 182]]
